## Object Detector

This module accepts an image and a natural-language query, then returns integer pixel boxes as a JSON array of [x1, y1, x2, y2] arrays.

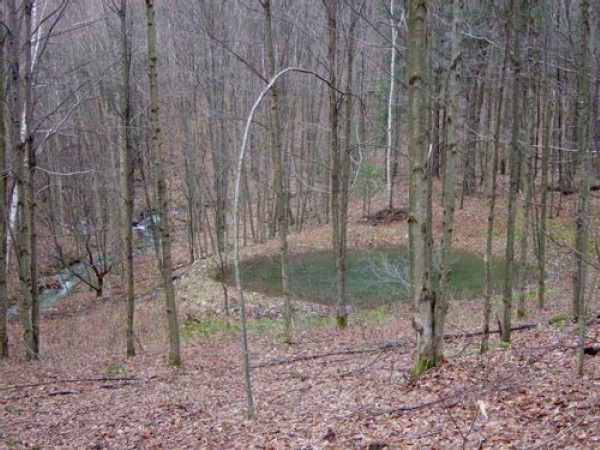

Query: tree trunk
[[261, 0, 292, 343], [501, 0, 522, 343], [386, 0, 398, 209], [461, 79, 478, 197], [517, 8, 539, 318], [0, 15, 9, 357], [408, 0, 435, 376], [538, 75, 554, 310], [574, 0, 590, 378], [336, 0, 358, 328], [482, 41, 509, 353], [119, 0, 135, 357], [435, 0, 462, 365], [145, 0, 181, 367], [9, 0, 35, 360]]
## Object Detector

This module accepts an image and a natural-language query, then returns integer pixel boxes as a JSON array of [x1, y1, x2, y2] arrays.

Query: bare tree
[[385, 0, 398, 209], [145, 0, 181, 367], [501, 0, 522, 344], [407, 0, 436, 376], [0, 10, 9, 357], [118, 0, 135, 357], [574, 0, 591, 377], [261, 0, 292, 343], [435, 0, 463, 364]]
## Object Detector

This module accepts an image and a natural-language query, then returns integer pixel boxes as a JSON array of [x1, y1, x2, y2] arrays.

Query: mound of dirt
[[365, 207, 408, 225]]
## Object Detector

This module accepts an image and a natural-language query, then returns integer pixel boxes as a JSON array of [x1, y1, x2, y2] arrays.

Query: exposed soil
[[365, 207, 408, 225]]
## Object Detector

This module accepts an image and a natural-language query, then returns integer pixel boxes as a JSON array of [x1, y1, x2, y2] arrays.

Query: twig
[[525, 394, 599, 450], [366, 393, 458, 416], [440, 394, 471, 447], [253, 324, 541, 369], [0, 376, 137, 391], [445, 323, 539, 340], [251, 339, 413, 369]]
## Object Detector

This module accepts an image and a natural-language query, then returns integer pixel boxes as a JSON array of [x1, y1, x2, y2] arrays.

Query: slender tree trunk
[[408, 0, 435, 376], [9, 0, 35, 360], [336, 0, 358, 328], [435, 0, 462, 365], [386, 0, 398, 209], [431, 68, 441, 178], [261, 0, 292, 343], [517, 9, 539, 318], [324, 0, 348, 327], [119, 0, 135, 357], [574, 0, 590, 377], [461, 79, 477, 197], [482, 42, 509, 353], [501, 0, 522, 343], [145, 0, 181, 367], [25, 0, 39, 359], [538, 83, 554, 310], [0, 16, 8, 357]]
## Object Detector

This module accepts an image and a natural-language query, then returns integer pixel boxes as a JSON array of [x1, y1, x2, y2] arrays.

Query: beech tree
[[7, 0, 37, 360]]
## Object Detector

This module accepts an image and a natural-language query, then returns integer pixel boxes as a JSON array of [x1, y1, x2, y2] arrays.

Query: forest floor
[[2, 182, 600, 449]]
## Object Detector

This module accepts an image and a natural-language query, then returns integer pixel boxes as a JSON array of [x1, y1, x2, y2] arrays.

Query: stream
[[9, 213, 165, 314]]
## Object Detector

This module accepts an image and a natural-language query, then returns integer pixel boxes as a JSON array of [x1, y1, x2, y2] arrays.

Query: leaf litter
[[1, 191, 600, 449]]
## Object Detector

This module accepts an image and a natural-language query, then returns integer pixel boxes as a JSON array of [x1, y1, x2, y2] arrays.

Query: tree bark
[[386, 0, 398, 209], [538, 62, 554, 309], [482, 37, 509, 353], [337, 0, 358, 328], [408, 0, 435, 376], [0, 15, 9, 357], [119, 0, 135, 357], [501, 0, 522, 343], [517, 6, 539, 318], [435, 0, 462, 365], [261, 0, 292, 343], [8, 0, 35, 360], [574, 0, 590, 378], [145, 0, 181, 367]]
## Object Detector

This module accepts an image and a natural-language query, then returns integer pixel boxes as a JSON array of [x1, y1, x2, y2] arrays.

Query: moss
[[492, 340, 510, 350], [410, 355, 435, 378], [181, 316, 234, 340], [168, 355, 183, 368], [549, 313, 570, 326], [4, 438, 19, 448], [104, 362, 126, 378], [336, 313, 348, 328]]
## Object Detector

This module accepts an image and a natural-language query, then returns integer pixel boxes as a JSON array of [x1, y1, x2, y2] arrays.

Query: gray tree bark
[[0, 14, 8, 357], [435, 0, 462, 365], [574, 0, 590, 377], [482, 41, 509, 353], [407, 0, 435, 376], [145, 0, 181, 367], [261, 0, 292, 343], [501, 0, 522, 343], [119, 0, 135, 357]]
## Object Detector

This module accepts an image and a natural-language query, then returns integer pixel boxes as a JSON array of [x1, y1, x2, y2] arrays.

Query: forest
[[1, 0, 599, 448]]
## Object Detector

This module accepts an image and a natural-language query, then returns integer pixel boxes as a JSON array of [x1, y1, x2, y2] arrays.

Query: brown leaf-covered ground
[[2, 187, 600, 449]]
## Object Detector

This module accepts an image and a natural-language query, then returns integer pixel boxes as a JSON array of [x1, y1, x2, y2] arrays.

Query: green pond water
[[229, 248, 513, 308]]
